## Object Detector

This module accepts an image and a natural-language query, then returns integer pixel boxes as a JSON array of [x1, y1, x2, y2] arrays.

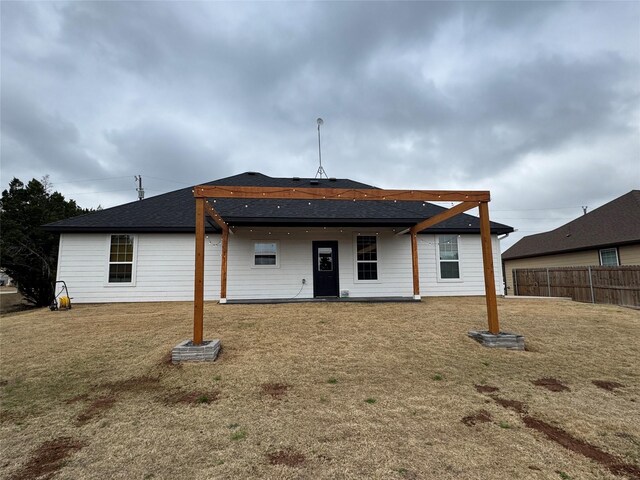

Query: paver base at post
[[467, 331, 525, 350], [172, 339, 221, 363]]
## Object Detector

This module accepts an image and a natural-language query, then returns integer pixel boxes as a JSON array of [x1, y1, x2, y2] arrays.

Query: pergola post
[[220, 227, 229, 303], [193, 197, 205, 345], [479, 201, 500, 334], [410, 230, 420, 299]]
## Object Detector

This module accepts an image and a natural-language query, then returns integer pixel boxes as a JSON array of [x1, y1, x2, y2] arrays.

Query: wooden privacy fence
[[513, 266, 640, 306]]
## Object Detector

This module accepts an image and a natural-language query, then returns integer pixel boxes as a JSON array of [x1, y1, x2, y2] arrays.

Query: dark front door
[[312, 241, 339, 297]]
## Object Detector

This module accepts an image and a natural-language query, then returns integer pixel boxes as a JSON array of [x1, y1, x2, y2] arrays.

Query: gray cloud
[[1, 1, 638, 250]]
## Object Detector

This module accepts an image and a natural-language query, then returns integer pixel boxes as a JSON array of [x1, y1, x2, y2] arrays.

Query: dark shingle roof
[[502, 190, 640, 260], [44, 172, 513, 234]]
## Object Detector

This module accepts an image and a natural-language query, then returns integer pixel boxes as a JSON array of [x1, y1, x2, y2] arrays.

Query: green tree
[[0, 177, 88, 306]]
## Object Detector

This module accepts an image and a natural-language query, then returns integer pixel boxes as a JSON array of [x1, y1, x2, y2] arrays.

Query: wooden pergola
[[191, 185, 500, 345]]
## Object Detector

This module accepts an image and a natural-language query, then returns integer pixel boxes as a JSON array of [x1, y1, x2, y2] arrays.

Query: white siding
[[418, 234, 503, 296], [57, 229, 504, 303], [226, 228, 413, 299], [57, 233, 221, 303]]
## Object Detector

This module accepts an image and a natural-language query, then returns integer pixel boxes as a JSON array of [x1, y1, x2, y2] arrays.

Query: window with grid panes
[[599, 248, 619, 266], [356, 235, 378, 280], [108, 235, 134, 283], [438, 235, 460, 279]]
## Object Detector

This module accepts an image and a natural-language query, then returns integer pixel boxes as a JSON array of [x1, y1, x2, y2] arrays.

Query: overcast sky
[[1, 1, 638, 250]]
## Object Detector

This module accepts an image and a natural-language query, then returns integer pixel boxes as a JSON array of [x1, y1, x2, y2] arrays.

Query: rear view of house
[[44, 172, 513, 303]]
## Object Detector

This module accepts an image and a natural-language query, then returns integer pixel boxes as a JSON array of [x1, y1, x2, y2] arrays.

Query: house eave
[[45, 220, 513, 235]]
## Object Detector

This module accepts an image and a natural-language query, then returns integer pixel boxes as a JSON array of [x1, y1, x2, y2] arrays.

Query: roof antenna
[[134, 175, 144, 201], [315, 118, 328, 179], [582, 205, 588, 215]]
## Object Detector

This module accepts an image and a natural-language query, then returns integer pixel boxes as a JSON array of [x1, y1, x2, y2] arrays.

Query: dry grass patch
[[1, 298, 639, 479]]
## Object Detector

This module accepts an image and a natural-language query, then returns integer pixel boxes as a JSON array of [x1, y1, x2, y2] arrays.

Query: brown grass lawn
[[1, 298, 639, 480]]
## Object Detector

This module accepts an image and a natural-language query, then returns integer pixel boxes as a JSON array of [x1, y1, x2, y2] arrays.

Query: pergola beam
[[203, 200, 230, 232], [194, 185, 490, 203], [410, 201, 480, 234]]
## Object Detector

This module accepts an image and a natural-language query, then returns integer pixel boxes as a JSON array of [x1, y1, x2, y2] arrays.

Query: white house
[[45, 172, 513, 303]]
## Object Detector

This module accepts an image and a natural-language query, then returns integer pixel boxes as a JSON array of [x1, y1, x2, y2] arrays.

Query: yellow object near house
[[58, 296, 71, 309]]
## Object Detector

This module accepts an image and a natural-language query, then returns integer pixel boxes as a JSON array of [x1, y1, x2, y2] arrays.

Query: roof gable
[[44, 172, 513, 234], [503, 190, 640, 260]]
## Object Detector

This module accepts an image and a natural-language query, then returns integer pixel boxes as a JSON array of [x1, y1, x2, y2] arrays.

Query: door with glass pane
[[312, 241, 339, 297]]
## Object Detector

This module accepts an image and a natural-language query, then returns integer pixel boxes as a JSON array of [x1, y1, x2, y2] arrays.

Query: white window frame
[[251, 240, 280, 268], [353, 233, 380, 283], [104, 234, 138, 286], [436, 234, 463, 283], [599, 247, 619, 266]]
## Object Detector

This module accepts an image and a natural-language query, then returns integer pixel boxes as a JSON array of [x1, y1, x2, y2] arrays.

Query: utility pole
[[135, 175, 145, 200]]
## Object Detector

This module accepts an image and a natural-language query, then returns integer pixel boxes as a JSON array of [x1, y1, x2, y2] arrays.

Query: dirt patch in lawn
[[65, 393, 90, 404], [532, 377, 570, 392], [103, 375, 161, 394], [164, 390, 220, 405], [261, 383, 290, 399], [475, 384, 499, 394], [76, 395, 117, 425], [266, 448, 306, 467], [462, 410, 492, 426], [492, 396, 528, 414], [523, 416, 640, 478], [593, 380, 625, 391], [9, 436, 84, 480]]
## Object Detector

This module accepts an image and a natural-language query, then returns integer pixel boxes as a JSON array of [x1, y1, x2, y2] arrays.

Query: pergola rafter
[[191, 186, 500, 345]]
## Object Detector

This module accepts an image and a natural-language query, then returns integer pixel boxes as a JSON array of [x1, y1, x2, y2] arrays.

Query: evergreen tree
[[0, 177, 88, 306]]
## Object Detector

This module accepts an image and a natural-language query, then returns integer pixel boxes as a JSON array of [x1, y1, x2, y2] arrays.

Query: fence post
[[588, 266, 595, 303], [546, 268, 551, 297]]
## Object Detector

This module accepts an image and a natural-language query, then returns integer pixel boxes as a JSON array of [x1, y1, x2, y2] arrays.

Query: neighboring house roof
[[44, 172, 513, 234], [503, 190, 640, 261]]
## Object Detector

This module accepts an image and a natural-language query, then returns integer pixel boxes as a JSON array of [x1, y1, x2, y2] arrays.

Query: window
[[599, 248, 619, 266], [108, 234, 135, 283], [254, 242, 278, 266], [318, 247, 333, 271], [438, 235, 460, 279], [356, 235, 378, 280]]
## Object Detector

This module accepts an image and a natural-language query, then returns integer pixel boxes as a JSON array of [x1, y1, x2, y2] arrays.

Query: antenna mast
[[315, 118, 328, 179], [135, 175, 145, 201]]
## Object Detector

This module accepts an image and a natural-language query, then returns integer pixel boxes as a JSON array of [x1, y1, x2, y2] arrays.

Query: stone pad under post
[[172, 339, 221, 363], [467, 331, 525, 350]]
